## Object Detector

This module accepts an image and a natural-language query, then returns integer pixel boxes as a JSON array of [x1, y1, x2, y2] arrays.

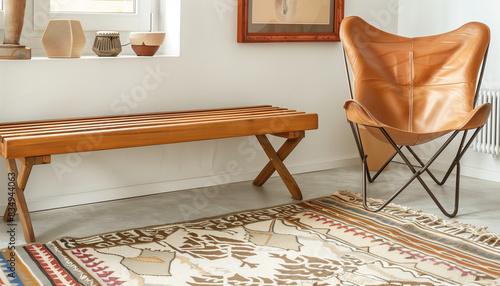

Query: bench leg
[[4, 158, 36, 243], [253, 134, 303, 200]]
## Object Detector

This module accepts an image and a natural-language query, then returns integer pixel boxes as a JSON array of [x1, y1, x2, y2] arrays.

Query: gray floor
[[1, 163, 500, 246]]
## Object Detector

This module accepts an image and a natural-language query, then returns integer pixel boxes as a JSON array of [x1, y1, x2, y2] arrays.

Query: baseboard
[[393, 156, 500, 183], [427, 161, 500, 183], [3, 157, 359, 213]]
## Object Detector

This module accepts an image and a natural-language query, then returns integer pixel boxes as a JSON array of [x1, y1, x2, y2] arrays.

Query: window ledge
[[30, 54, 179, 61], [0, 54, 179, 62]]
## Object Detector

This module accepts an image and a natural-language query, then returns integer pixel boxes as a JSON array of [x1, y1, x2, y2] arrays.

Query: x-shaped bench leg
[[3, 156, 51, 243], [4, 158, 36, 243], [253, 132, 304, 200]]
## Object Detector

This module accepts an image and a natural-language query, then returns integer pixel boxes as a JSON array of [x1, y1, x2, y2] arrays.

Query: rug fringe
[[334, 190, 500, 248]]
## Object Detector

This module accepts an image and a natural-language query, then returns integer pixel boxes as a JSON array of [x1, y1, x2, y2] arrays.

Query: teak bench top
[[0, 105, 317, 159], [1, 105, 318, 243]]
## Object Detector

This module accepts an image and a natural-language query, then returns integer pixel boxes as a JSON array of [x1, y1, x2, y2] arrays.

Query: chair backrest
[[340, 16, 490, 133]]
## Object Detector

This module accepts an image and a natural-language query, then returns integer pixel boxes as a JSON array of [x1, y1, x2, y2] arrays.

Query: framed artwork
[[237, 0, 344, 43]]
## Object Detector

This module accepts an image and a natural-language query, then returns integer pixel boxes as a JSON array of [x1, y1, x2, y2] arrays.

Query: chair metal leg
[[405, 130, 473, 186], [357, 126, 483, 218], [361, 154, 419, 212], [368, 150, 398, 183], [349, 122, 399, 183]]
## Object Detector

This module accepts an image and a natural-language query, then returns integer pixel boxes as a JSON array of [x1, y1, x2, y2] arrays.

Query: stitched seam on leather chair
[[409, 38, 414, 133]]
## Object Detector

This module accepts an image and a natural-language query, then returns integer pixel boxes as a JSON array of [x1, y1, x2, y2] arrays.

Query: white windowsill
[[0, 54, 180, 62], [29, 54, 180, 61]]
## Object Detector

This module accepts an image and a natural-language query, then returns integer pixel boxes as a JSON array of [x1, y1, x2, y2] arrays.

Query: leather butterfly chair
[[340, 16, 490, 217]]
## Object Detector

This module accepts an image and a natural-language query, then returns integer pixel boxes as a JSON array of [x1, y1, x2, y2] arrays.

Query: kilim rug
[[1, 190, 500, 286]]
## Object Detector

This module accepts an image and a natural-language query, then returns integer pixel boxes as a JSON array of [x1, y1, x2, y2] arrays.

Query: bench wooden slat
[[0, 106, 288, 133], [2, 113, 318, 159], [0, 109, 299, 138], [0, 105, 277, 130]]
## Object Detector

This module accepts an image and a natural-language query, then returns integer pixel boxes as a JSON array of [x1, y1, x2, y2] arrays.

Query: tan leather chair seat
[[341, 16, 490, 146]]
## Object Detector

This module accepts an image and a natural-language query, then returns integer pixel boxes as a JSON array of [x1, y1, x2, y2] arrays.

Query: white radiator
[[471, 90, 500, 155]]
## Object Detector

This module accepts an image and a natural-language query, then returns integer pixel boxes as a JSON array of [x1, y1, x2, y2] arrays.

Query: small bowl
[[129, 32, 165, 56]]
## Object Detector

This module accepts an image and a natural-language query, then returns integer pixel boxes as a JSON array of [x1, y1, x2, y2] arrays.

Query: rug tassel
[[334, 190, 500, 248]]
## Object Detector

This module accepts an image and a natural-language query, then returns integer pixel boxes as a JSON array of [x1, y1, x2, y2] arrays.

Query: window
[[50, 0, 135, 13], [34, 0, 155, 31], [0, 1, 4, 30]]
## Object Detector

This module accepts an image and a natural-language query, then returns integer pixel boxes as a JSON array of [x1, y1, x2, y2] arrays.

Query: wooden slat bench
[[0, 105, 318, 243]]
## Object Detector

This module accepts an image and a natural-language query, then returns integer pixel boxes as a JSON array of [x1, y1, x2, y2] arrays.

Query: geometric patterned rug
[[1, 190, 499, 286]]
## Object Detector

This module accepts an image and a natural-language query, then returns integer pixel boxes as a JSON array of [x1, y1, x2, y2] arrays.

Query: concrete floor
[[1, 163, 500, 246]]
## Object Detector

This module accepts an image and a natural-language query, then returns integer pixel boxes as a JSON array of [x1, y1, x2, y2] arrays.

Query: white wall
[[398, 0, 500, 182], [0, 1, 398, 212]]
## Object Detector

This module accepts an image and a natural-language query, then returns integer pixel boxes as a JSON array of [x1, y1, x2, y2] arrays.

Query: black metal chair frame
[[342, 45, 489, 218]]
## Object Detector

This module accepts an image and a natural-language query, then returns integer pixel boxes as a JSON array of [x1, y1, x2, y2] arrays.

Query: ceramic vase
[[129, 32, 165, 56], [42, 20, 87, 58], [93, 31, 122, 57], [3, 0, 27, 45]]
